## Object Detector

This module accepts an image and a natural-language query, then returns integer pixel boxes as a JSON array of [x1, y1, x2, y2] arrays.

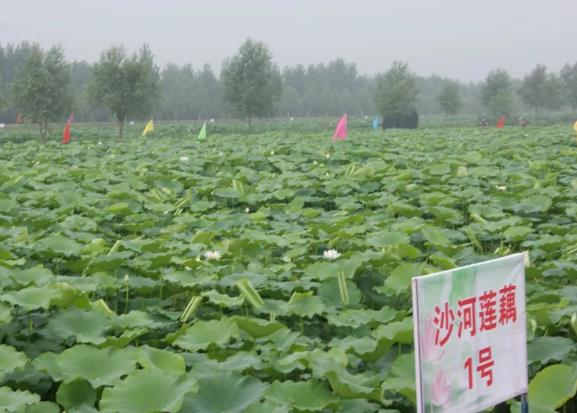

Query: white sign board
[[412, 253, 527, 413]]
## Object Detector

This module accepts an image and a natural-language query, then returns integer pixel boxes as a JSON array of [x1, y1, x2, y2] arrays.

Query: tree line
[[1, 40, 577, 137]]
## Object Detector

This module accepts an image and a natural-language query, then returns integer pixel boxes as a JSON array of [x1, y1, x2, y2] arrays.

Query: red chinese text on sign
[[433, 302, 455, 347], [499, 284, 517, 325]]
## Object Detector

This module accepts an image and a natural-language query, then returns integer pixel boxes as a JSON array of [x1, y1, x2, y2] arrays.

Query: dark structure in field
[[381, 110, 419, 129]]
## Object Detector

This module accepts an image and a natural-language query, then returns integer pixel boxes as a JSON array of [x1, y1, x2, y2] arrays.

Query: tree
[[160, 63, 195, 120], [90, 45, 159, 138], [375, 62, 418, 116], [438, 80, 462, 116], [0, 70, 5, 111], [480, 69, 514, 118], [518, 65, 561, 116], [560, 63, 577, 112], [194, 64, 220, 119], [221, 39, 281, 126], [12, 45, 72, 141]]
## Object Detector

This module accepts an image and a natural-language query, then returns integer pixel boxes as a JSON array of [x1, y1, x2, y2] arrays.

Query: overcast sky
[[1, 0, 575, 81]]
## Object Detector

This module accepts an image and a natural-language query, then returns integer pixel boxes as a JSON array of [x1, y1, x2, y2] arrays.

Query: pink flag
[[332, 113, 348, 141]]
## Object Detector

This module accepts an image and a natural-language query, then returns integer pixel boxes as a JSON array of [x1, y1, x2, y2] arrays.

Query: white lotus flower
[[179, 156, 190, 162], [323, 249, 341, 260], [270, 150, 275, 156], [204, 250, 222, 261], [245, 207, 250, 213], [496, 185, 507, 192], [97, 141, 103, 145], [325, 153, 330, 159], [313, 160, 317, 165]]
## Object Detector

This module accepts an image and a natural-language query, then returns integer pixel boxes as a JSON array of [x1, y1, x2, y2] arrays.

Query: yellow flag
[[142, 119, 154, 137], [573, 120, 577, 134]]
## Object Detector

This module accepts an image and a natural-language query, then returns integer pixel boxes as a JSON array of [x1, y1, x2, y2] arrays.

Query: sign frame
[[412, 253, 528, 413]]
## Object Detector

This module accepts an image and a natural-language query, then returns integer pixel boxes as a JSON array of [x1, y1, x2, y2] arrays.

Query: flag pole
[[521, 393, 528, 413], [521, 251, 529, 413]]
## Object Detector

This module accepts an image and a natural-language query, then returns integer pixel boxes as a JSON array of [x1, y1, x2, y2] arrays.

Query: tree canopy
[[560, 63, 577, 112], [438, 80, 462, 116], [90, 45, 159, 137], [221, 39, 281, 126], [480, 69, 514, 118], [518, 65, 561, 115], [11, 45, 71, 141], [375, 62, 418, 116]]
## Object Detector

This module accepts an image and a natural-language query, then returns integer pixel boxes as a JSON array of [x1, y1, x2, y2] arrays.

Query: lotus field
[[0, 126, 576, 413]]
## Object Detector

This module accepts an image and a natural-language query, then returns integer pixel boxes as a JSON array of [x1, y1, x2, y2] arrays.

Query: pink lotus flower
[[421, 317, 444, 362], [432, 368, 450, 407]]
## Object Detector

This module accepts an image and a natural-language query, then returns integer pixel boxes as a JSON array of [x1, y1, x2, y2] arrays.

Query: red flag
[[62, 117, 72, 144], [496, 115, 506, 128]]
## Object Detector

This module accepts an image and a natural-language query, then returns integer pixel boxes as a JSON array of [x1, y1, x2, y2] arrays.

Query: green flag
[[198, 122, 207, 140]]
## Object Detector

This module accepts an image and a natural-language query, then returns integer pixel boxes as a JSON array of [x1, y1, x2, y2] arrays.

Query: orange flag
[[62, 114, 73, 144]]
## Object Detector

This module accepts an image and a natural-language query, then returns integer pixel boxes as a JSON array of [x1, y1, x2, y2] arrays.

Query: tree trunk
[[118, 116, 125, 139], [38, 123, 44, 143], [39, 120, 48, 143]]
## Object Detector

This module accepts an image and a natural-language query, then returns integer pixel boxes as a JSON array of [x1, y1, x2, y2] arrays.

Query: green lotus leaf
[[9, 266, 54, 286], [266, 380, 337, 411], [55, 379, 97, 409], [373, 317, 413, 344], [339, 399, 388, 413], [429, 206, 463, 223], [528, 364, 577, 410], [172, 318, 239, 351], [47, 308, 111, 344], [0, 303, 11, 324], [0, 285, 63, 310], [100, 369, 197, 413], [528, 336, 576, 364], [326, 306, 397, 328], [421, 225, 451, 246], [202, 290, 245, 308], [503, 226, 533, 241], [137, 345, 185, 373], [319, 278, 362, 308], [233, 316, 287, 339], [19, 401, 60, 413], [0, 345, 28, 381], [366, 230, 409, 248], [0, 196, 16, 212], [383, 263, 422, 293], [34, 234, 83, 256], [286, 291, 326, 317], [245, 399, 289, 413], [0, 387, 40, 413], [34, 345, 138, 387], [180, 370, 266, 413]]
